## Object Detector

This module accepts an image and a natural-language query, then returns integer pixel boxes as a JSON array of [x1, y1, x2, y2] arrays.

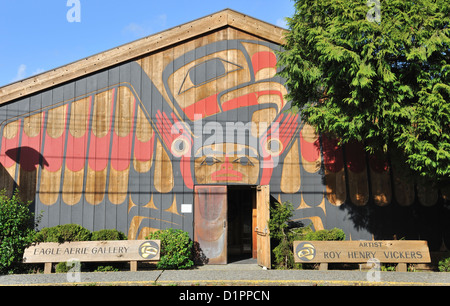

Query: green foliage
[[269, 201, 298, 269], [146, 228, 194, 270], [35, 224, 92, 243], [35, 225, 127, 243], [0, 189, 38, 274], [269, 201, 346, 269], [55, 261, 77, 273], [438, 256, 450, 272], [55, 261, 69, 273], [91, 229, 127, 241], [279, 0, 450, 185], [303, 228, 346, 241], [93, 265, 119, 272], [269, 201, 295, 241]]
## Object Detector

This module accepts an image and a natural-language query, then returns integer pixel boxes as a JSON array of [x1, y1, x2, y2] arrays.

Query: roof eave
[[0, 9, 287, 104]]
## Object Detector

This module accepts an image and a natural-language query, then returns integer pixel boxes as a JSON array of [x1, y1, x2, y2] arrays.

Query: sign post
[[23, 240, 160, 273], [293, 240, 431, 271]]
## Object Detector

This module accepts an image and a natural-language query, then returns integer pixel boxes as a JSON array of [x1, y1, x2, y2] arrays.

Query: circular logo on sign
[[139, 241, 159, 259], [295, 242, 316, 261]]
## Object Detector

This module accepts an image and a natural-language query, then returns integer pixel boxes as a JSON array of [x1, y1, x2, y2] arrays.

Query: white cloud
[[12, 64, 27, 82], [10, 65, 45, 83]]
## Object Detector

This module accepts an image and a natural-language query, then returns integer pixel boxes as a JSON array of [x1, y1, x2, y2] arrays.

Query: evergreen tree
[[279, 0, 450, 185]]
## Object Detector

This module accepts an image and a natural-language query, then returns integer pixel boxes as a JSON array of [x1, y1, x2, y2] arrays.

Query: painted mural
[[0, 29, 449, 251]]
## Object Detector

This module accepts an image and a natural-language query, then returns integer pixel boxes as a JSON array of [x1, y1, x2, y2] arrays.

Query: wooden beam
[[227, 10, 287, 44], [44, 262, 52, 274]]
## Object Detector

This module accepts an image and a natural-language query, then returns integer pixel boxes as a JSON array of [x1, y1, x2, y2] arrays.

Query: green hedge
[[438, 256, 450, 272], [146, 228, 194, 270], [35, 224, 127, 243], [91, 229, 127, 241], [35, 224, 91, 243], [300, 227, 346, 241]]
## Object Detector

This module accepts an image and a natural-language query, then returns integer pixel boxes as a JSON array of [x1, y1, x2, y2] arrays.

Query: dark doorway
[[227, 186, 255, 263]]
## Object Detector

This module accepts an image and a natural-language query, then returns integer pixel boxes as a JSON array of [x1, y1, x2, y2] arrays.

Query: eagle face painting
[[160, 39, 294, 187], [0, 39, 304, 239]]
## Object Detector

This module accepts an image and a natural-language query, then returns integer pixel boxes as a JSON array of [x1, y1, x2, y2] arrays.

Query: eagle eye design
[[178, 58, 243, 94]]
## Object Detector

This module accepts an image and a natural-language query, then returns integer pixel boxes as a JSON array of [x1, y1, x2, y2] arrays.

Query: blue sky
[[0, 0, 294, 87]]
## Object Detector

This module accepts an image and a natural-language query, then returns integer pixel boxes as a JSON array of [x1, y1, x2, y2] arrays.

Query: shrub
[[269, 201, 346, 269], [35, 224, 91, 243], [0, 189, 38, 274], [55, 261, 77, 273], [438, 257, 450, 272], [303, 228, 346, 241], [36, 226, 127, 242], [269, 201, 298, 269], [94, 265, 119, 272], [91, 229, 127, 241], [146, 228, 194, 270]]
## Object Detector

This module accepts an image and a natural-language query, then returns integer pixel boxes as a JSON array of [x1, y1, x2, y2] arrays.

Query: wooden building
[[0, 9, 449, 266]]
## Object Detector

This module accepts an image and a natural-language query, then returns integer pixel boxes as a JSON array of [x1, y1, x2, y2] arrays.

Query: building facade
[[0, 10, 448, 265]]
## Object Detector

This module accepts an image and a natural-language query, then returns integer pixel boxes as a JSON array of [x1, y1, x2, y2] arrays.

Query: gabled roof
[[0, 9, 287, 104]]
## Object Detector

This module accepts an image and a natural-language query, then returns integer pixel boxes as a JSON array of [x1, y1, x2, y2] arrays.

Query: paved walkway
[[1, 264, 449, 286]]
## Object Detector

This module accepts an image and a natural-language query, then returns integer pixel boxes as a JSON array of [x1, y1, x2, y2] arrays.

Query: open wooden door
[[194, 185, 227, 265], [255, 185, 271, 269]]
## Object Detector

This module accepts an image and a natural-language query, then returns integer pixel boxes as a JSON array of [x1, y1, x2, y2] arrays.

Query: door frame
[[255, 185, 271, 269], [193, 184, 270, 268]]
